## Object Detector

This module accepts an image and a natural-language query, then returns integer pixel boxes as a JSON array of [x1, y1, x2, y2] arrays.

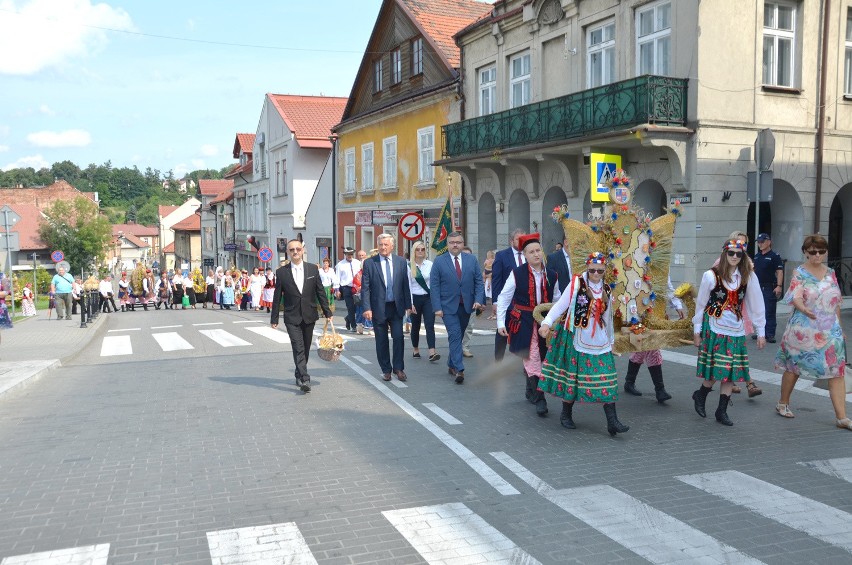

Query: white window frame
[[374, 59, 383, 92], [344, 227, 355, 250], [281, 159, 287, 196], [762, 1, 797, 88], [636, 1, 671, 76], [344, 148, 356, 193], [587, 19, 616, 88], [479, 65, 496, 116], [509, 52, 531, 109], [382, 136, 397, 190], [391, 48, 402, 84], [361, 227, 374, 251], [845, 10, 852, 95], [411, 38, 424, 75], [417, 126, 435, 184], [275, 160, 282, 196], [361, 142, 374, 192]]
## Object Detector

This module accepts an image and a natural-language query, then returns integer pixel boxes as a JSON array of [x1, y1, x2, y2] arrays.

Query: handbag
[[353, 293, 362, 306], [182, 295, 190, 307]]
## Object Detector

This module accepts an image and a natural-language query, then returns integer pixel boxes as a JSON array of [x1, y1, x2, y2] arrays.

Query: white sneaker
[[463, 350, 473, 358], [357, 323, 364, 334]]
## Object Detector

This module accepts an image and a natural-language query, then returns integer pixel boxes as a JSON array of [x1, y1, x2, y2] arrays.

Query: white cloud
[[0, 145, 8, 152], [3, 154, 49, 171], [172, 163, 188, 178], [190, 158, 206, 169], [199, 144, 218, 157], [27, 129, 91, 147], [0, 0, 135, 75], [39, 104, 55, 116]]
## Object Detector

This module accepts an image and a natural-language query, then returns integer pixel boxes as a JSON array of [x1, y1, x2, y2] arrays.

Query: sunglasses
[[288, 248, 302, 253], [726, 251, 744, 258], [587, 268, 605, 274], [806, 249, 827, 256]]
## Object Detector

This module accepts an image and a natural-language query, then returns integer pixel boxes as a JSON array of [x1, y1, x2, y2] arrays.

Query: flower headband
[[586, 252, 607, 265], [723, 239, 747, 252]]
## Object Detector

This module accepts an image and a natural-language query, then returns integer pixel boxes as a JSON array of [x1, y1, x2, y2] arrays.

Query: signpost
[[398, 212, 425, 241], [753, 128, 775, 255], [1, 205, 21, 318], [589, 153, 622, 202]]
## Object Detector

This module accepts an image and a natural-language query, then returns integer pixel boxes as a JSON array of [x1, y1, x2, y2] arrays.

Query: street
[[0, 307, 851, 564]]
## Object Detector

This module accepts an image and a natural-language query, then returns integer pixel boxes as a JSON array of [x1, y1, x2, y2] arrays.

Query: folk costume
[[496, 233, 560, 417], [117, 274, 131, 311], [539, 252, 629, 436], [260, 270, 276, 311], [691, 239, 766, 426]]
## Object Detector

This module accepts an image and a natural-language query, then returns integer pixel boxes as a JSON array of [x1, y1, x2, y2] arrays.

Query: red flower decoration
[[615, 237, 623, 245], [602, 389, 609, 396]]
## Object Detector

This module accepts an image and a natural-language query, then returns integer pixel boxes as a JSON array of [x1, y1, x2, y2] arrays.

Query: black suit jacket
[[546, 249, 572, 293], [270, 262, 332, 325]]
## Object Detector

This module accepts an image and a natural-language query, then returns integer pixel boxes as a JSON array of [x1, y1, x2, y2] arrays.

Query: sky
[[0, 0, 384, 177]]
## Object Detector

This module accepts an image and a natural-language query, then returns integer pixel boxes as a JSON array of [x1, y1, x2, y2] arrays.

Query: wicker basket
[[316, 319, 344, 362]]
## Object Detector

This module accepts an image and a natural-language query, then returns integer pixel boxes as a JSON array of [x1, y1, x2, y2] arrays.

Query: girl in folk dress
[[692, 239, 766, 426], [538, 252, 629, 436], [221, 276, 235, 310], [250, 267, 265, 311], [117, 272, 131, 312], [205, 269, 216, 309], [260, 268, 276, 313], [21, 283, 37, 316]]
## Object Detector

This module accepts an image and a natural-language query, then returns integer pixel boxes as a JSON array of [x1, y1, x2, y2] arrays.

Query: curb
[[0, 359, 61, 399]]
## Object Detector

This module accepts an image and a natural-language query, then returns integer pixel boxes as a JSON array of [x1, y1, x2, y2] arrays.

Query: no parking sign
[[257, 246, 273, 263]]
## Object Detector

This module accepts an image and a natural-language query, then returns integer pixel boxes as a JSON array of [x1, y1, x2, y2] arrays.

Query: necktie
[[455, 256, 462, 280], [516, 251, 523, 266], [384, 257, 394, 302]]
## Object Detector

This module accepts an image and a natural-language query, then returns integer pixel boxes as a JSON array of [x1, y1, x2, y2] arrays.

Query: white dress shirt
[[381, 255, 394, 288], [99, 280, 113, 296], [291, 262, 305, 294], [335, 258, 361, 287], [496, 266, 561, 330], [692, 270, 766, 337]]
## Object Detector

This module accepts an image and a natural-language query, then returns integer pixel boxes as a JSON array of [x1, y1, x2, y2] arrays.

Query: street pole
[[3, 208, 15, 318], [755, 145, 761, 258], [32, 253, 37, 301]]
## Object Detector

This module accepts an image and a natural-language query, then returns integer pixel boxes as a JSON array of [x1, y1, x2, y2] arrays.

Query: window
[[417, 126, 435, 183], [763, 1, 796, 87], [411, 38, 423, 75], [479, 65, 496, 115], [391, 48, 402, 84], [344, 148, 356, 192], [361, 227, 374, 251], [383, 136, 397, 188], [361, 143, 374, 191], [846, 10, 852, 95], [636, 1, 671, 76], [275, 161, 283, 196], [344, 227, 355, 251], [259, 193, 267, 231], [281, 159, 287, 196], [510, 52, 531, 108], [588, 20, 615, 87], [374, 59, 383, 92]]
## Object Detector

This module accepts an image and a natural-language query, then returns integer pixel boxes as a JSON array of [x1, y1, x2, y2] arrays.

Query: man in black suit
[[546, 235, 573, 293], [271, 240, 332, 392], [362, 233, 412, 382]]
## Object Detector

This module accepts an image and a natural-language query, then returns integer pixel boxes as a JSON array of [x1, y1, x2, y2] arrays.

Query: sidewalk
[[0, 308, 106, 398]]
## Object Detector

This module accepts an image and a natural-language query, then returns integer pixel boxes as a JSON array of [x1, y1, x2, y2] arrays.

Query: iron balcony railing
[[442, 74, 688, 159], [828, 257, 852, 296]]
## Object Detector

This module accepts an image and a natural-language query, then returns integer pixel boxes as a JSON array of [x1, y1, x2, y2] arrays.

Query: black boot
[[525, 375, 534, 402], [624, 361, 642, 396], [560, 402, 576, 429], [142, 303, 148, 311], [692, 384, 712, 418], [531, 386, 548, 416], [715, 394, 733, 426], [603, 403, 629, 436], [121, 305, 125, 312], [649, 365, 672, 403]]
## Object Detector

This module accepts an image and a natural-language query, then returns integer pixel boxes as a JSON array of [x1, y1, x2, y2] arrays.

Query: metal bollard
[[80, 292, 87, 328]]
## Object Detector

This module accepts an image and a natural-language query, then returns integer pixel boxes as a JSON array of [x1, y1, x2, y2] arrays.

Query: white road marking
[[232, 320, 262, 324], [423, 403, 462, 425], [193, 322, 223, 326], [313, 329, 360, 342], [245, 326, 291, 344], [389, 377, 408, 389], [677, 470, 852, 553], [340, 356, 518, 495], [152, 332, 194, 352], [151, 324, 182, 329], [352, 355, 372, 365], [100, 335, 132, 357], [1, 543, 110, 565], [107, 327, 140, 332], [206, 522, 317, 565], [493, 452, 764, 564], [383, 503, 540, 564], [199, 329, 251, 347], [799, 457, 852, 483]]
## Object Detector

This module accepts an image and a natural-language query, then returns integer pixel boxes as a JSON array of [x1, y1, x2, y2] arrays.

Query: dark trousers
[[445, 309, 472, 372], [340, 286, 356, 329], [100, 294, 117, 312], [410, 293, 436, 349], [374, 301, 405, 374], [494, 313, 508, 360], [285, 321, 316, 382], [761, 286, 778, 338]]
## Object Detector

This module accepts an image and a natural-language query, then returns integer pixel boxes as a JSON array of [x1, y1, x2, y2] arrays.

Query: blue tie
[[384, 257, 394, 302]]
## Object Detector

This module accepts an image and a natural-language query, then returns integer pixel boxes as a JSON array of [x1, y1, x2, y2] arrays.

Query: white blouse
[[692, 270, 766, 338], [319, 267, 339, 289], [543, 273, 615, 355], [408, 260, 433, 297]]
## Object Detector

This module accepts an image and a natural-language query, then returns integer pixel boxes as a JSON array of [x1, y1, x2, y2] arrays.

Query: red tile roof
[[209, 186, 234, 206], [112, 223, 158, 237], [233, 133, 255, 159], [119, 232, 150, 248], [0, 204, 46, 250], [171, 214, 201, 231], [198, 179, 234, 197], [399, 0, 493, 68], [224, 159, 252, 179], [0, 180, 97, 208], [163, 241, 175, 253], [158, 205, 180, 218], [268, 95, 348, 149]]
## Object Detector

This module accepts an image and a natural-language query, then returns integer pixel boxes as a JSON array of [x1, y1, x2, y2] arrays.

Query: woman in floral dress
[[775, 234, 849, 430], [692, 239, 766, 426], [538, 252, 629, 436], [21, 283, 37, 316]]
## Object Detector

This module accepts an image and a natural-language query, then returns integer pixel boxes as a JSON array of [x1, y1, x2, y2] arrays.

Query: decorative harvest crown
[[723, 239, 747, 251], [586, 252, 607, 265]]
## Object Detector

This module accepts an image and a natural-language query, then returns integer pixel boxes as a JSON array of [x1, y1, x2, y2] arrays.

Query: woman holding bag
[[775, 234, 849, 429]]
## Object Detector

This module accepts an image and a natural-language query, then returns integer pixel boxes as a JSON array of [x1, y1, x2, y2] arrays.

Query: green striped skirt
[[540, 324, 618, 403], [696, 315, 750, 382]]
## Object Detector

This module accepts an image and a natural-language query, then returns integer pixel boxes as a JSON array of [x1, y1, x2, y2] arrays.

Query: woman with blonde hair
[[483, 249, 496, 318], [408, 241, 440, 362]]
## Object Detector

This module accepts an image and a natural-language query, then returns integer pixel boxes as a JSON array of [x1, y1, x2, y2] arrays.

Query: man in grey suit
[[546, 236, 573, 293], [430, 232, 485, 384]]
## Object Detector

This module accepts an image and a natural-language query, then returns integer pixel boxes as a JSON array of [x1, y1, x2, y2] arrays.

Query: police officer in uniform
[[753, 232, 784, 343]]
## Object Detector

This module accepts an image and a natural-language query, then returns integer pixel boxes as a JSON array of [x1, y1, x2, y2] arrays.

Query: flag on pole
[[430, 195, 453, 255]]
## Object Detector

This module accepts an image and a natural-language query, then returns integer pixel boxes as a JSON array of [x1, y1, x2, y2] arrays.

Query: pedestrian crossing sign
[[590, 153, 622, 202]]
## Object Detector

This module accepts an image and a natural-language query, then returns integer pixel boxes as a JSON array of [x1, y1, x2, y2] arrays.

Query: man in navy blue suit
[[491, 229, 525, 361], [430, 232, 485, 384], [362, 234, 412, 382], [546, 235, 572, 294]]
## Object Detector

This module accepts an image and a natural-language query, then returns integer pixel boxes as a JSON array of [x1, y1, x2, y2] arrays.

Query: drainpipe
[[330, 134, 338, 265], [814, 0, 830, 233]]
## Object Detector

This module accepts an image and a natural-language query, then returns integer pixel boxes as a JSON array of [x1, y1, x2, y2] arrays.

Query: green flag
[[430, 196, 453, 255]]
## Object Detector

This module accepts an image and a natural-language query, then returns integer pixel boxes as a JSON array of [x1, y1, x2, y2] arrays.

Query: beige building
[[437, 0, 852, 290]]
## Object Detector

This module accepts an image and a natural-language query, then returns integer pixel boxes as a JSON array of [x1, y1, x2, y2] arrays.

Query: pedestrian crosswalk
[[4, 459, 852, 564]]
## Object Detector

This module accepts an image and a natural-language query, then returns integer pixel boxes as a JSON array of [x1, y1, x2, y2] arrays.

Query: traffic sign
[[51, 250, 65, 262], [0, 205, 21, 225], [257, 246, 273, 263], [398, 212, 425, 241], [0, 231, 20, 252]]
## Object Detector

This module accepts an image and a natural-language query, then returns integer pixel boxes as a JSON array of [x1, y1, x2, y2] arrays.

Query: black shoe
[[624, 361, 642, 396], [300, 379, 311, 392], [525, 375, 534, 401], [603, 403, 629, 436], [649, 365, 671, 403], [560, 402, 576, 429], [767, 338, 776, 344], [455, 371, 464, 384], [534, 392, 548, 416], [715, 394, 733, 426], [692, 385, 711, 418]]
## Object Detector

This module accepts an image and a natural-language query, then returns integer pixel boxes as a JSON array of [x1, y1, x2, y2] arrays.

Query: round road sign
[[257, 246, 274, 263], [398, 212, 425, 241], [51, 250, 65, 262]]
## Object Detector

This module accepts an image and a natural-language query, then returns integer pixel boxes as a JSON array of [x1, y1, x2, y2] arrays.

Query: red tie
[[517, 251, 522, 266], [454, 256, 462, 280]]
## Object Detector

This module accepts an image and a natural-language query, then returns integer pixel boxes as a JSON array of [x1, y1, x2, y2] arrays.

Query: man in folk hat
[[335, 247, 361, 332], [497, 233, 561, 417]]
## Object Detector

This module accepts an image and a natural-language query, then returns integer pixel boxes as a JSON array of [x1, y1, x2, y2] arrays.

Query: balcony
[[442, 75, 688, 159]]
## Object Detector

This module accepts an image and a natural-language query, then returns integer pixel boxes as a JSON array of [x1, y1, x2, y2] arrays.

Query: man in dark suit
[[430, 232, 485, 384], [491, 229, 525, 361], [546, 235, 573, 293], [271, 240, 332, 392], [362, 234, 412, 382]]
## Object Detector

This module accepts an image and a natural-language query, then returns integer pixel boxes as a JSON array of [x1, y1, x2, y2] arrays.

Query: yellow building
[[334, 0, 492, 258]]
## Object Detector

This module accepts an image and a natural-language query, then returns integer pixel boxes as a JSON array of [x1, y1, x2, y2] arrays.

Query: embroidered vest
[[704, 273, 747, 320], [573, 277, 610, 329]]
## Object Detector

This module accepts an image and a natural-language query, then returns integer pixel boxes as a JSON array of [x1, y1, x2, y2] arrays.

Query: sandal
[[731, 385, 742, 394], [429, 353, 441, 362], [413, 351, 421, 359], [837, 418, 852, 430], [747, 383, 762, 397], [775, 403, 794, 418]]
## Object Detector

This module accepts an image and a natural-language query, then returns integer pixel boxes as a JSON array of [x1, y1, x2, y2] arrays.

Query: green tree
[[51, 160, 82, 184], [38, 197, 112, 274]]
